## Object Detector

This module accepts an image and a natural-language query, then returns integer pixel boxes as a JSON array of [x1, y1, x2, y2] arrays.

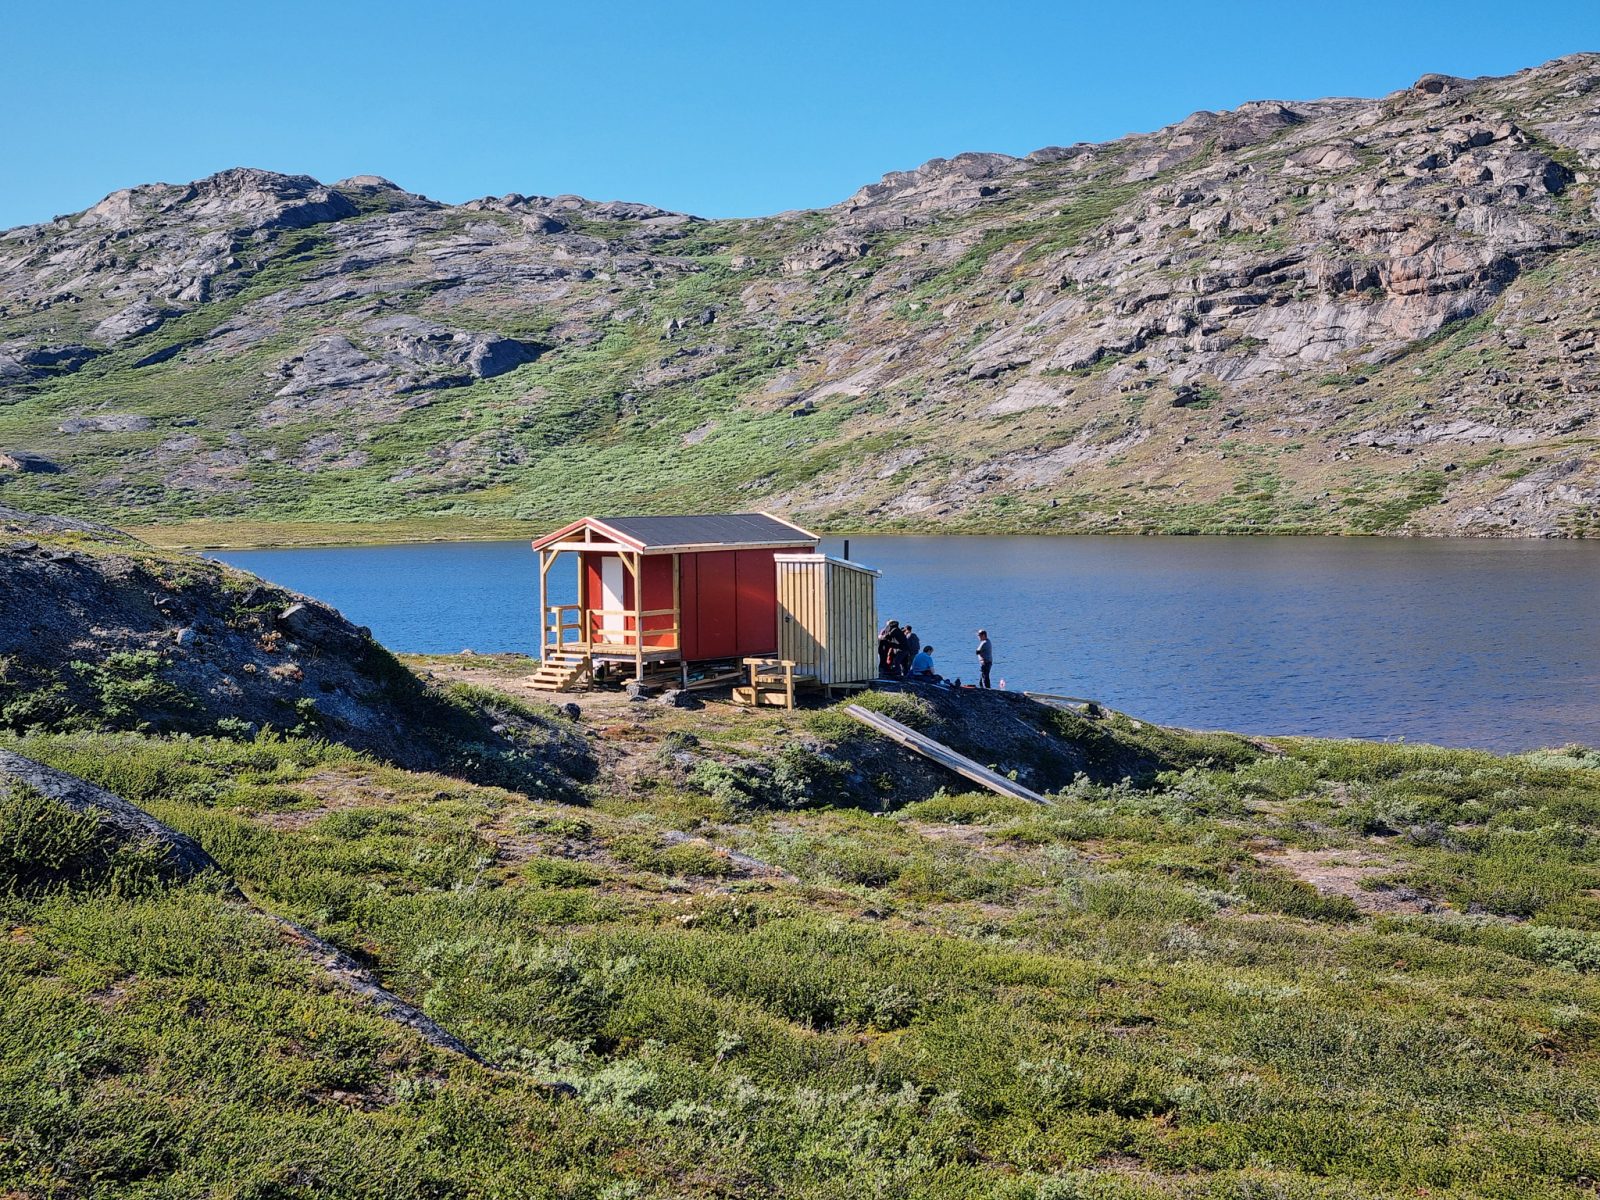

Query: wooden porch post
[[537, 548, 550, 662], [617, 551, 644, 683], [673, 553, 685, 688], [575, 552, 592, 675], [633, 551, 645, 682]]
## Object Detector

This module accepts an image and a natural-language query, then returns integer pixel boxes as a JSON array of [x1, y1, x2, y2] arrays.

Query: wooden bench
[[732, 657, 817, 709]]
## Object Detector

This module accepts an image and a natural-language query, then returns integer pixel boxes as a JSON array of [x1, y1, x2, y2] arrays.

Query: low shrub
[[0, 783, 169, 898], [1526, 925, 1600, 972], [69, 650, 195, 731], [901, 790, 1037, 824]]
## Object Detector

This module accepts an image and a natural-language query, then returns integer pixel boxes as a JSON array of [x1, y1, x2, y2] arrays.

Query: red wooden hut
[[530, 512, 819, 687]]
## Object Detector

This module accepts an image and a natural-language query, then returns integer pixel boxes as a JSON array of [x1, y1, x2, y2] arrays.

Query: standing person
[[900, 625, 921, 677], [878, 620, 906, 678], [975, 629, 993, 689]]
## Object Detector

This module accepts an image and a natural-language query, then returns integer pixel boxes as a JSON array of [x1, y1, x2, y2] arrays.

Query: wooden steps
[[732, 685, 799, 708], [526, 653, 591, 693], [842, 703, 1051, 805], [731, 657, 817, 709]]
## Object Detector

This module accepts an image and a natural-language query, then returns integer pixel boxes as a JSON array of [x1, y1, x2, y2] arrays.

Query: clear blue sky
[[4, 0, 1596, 229]]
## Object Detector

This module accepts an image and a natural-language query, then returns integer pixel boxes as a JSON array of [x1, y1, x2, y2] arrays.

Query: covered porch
[[534, 523, 683, 685]]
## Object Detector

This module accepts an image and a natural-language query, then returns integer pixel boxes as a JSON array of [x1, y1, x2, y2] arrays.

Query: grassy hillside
[[5, 669, 1600, 1197]]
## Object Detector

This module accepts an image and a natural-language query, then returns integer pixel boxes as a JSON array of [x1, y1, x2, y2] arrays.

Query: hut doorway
[[599, 555, 626, 641]]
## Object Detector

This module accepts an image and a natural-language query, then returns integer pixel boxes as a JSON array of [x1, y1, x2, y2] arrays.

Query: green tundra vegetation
[[4, 675, 1600, 1199]]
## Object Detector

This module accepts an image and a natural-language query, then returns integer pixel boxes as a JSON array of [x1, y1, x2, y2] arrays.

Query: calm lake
[[213, 535, 1600, 753]]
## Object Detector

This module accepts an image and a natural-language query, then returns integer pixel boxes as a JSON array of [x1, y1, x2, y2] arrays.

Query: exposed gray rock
[[330, 175, 440, 211], [92, 299, 177, 344], [271, 335, 388, 398], [0, 748, 222, 880], [1455, 454, 1600, 536], [0, 342, 100, 380], [58, 413, 155, 434], [0, 450, 60, 473], [469, 334, 543, 377], [367, 315, 545, 381]]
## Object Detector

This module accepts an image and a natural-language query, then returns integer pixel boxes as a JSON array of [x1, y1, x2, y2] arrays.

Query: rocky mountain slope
[[2, 55, 1599, 537]]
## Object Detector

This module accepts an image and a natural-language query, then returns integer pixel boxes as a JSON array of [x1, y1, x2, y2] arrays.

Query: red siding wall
[[681, 548, 781, 661], [734, 548, 778, 653], [641, 555, 676, 649], [579, 552, 601, 617], [580, 548, 782, 662]]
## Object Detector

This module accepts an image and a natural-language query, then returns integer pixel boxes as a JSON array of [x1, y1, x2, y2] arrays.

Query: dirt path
[[1256, 847, 1442, 915]]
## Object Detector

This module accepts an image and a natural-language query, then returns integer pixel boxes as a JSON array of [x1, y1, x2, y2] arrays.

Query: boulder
[[467, 334, 542, 378], [0, 451, 60, 474], [0, 748, 224, 881], [1413, 73, 1463, 95], [92, 300, 177, 344], [655, 688, 700, 709], [0, 343, 100, 380]]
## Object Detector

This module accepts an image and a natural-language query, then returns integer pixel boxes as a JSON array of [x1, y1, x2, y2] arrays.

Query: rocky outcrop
[[367, 315, 546, 381], [57, 413, 155, 435], [0, 506, 593, 789], [0, 450, 60, 473], [0, 342, 100, 380], [92, 299, 178, 344], [0, 746, 487, 1059], [0, 747, 222, 880]]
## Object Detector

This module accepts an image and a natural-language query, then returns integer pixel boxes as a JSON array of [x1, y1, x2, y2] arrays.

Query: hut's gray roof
[[596, 513, 817, 550]]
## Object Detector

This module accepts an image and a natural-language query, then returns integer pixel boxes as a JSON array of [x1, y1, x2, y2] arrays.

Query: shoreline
[[395, 653, 1557, 756], [126, 515, 1580, 552]]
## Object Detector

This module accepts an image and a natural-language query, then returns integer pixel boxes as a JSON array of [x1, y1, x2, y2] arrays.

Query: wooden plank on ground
[[1022, 691, 1101, 710], [683, 669, 745, 692], [842, 705, 1051, 805]]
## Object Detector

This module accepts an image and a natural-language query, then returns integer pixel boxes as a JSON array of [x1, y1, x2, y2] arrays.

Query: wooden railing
[[544, 604, 584, 650], [543, 605, 680, 653]]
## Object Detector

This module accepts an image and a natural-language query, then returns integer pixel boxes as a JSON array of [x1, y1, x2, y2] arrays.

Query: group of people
[[877, 620, 994, 688]]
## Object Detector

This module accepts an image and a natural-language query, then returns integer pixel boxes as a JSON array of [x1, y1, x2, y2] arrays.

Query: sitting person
[[909, 644, 941, 682]]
